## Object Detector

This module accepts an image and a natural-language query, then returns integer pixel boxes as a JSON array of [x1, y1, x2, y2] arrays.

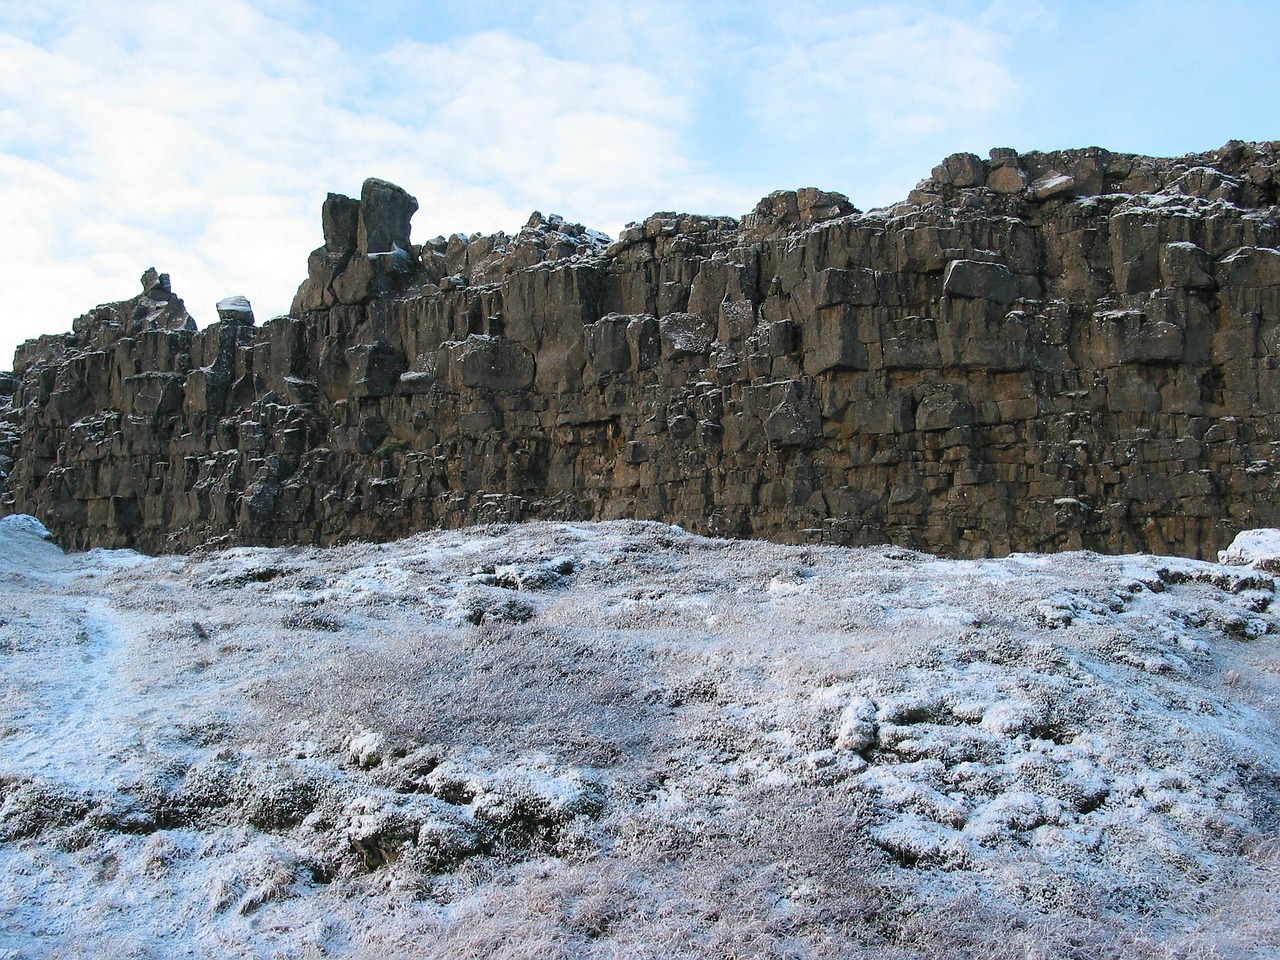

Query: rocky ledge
[[2, 141, 1279, 558]]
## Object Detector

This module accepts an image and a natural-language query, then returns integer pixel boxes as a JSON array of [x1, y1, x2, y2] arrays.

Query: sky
[[0, 0, 1277, 367]]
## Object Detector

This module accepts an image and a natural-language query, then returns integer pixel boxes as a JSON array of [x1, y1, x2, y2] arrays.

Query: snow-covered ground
[[1, 515, 1278, 959]]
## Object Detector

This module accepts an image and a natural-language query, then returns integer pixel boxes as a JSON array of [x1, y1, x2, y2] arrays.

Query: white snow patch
[[1220, 528, 1280, 569]]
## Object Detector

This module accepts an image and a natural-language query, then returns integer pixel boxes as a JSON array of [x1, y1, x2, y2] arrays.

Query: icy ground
[[1, 516, 1279, 959]]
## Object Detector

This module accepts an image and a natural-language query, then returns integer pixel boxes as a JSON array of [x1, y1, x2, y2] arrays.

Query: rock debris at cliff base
[[2, 141, 1280, 558], [1, 515, 1279, 958]]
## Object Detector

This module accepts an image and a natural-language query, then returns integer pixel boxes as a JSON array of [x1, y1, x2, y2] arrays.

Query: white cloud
[[0, 2, 341, 361], [372, 31, 721, 228], [755, 6, 1016, 142], [732, 2, 1041, 207]]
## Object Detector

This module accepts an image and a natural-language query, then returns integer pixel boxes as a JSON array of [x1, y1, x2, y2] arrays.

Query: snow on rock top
[[0, 514, 52, 540], [1220, 527, 1280, 569], [0, 518, 1278, 959], [0, 514, 64, 576], [214, 295, 254, 324]]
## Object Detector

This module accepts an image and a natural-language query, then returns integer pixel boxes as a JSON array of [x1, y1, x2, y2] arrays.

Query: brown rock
[[5, 142, 1280, 562], [1159, 243, 1214, 290], [1029, 172, 1076, 202], [936, 152, 988, 188], [215, 296, 255, 324], [943, 260, 1020, 304], [988, 165, 1027, 194]]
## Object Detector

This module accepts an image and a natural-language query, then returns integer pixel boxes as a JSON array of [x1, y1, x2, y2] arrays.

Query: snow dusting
[[1, 517, 1278, 958]]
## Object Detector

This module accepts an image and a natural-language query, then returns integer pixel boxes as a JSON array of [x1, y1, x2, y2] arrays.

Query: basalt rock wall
[[3, 143, 1280, 558]]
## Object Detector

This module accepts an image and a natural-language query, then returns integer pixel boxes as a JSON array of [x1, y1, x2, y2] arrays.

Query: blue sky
[[1, 0, 1277, 365]]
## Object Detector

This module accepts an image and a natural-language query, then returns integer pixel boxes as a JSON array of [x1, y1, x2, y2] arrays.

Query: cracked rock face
[[3, 142, 1280, 558]]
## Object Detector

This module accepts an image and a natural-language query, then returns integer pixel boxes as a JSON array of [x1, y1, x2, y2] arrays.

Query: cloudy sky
[[1, 0, 1277, 366]]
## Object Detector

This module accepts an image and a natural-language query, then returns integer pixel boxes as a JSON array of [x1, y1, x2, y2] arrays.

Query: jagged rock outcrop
[[3, 142, 1280, 558]]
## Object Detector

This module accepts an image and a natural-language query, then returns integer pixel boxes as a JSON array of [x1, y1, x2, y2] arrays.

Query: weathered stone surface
[[933, 152, 987, 188], [348, 341, 407, 397], [585, 314, 632, 377], [358, 178, 417, 255], [943, 260, 1020, 304], [915, 388, 973, 432], [805, 306, 868, 374], [813, 268, 878, 308], [1160, 242, 1215, 289], [215, 296, 255, 324], [742, 189, 857, 239], [659, 312, 714, 358], [988, 165, 1027, 194], [764, 395, 820, 448], [1029, 172, 1076, 202], [67, 269, 196, 352], [3, 142, 1280, 560], [446, 335, 536, 392], [1218, 245, 1280, 289], [292, 178, 423, 313]]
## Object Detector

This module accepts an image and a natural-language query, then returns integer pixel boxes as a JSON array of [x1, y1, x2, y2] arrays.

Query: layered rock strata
[[2, 142, 1279, 558]]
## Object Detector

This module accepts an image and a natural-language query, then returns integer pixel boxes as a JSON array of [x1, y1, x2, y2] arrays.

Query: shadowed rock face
[[2, 144, 1280, 558]]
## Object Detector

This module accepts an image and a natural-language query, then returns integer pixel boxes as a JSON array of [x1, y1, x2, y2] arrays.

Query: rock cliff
[[2, 142, 1279, 558]]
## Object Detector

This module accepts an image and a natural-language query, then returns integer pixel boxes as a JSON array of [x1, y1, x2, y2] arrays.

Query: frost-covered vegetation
[[1, 515, 1278, 958]]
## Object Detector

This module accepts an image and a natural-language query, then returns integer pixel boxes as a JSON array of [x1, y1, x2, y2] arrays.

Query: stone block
[[1108, 371, 1163, 413], [1029, 172, 1076, 202], [988, 165, 1026, 194], [896, 226, 947, 272], [347, 341, 407, 398], [804, 305, 868, 375], [659, 312, 714, 358], [445, 335, 536, 391], [915, 389, 973, 432], [1217, 246, 1280, 289], [1160, 242, 1214, 290], [880, 316, 941, 370], [766, 320, 798, 356], [1109, 211, 1162, 294], [943, 260, 1020, 305], [215, 296, 255, 325], [123, 372, 185, 418], [322, 193, 360, 254], [396, 371, 437, 396], [627, 315, 661, 369], [712, 300, 754, 348], [585, 314, 632, 376], [764, 397, 820, 448], [933, 152, 987, 187], [997, 397, 1038, 421], [813, 268, 878, 309], [358, 178, 418, 256], [1095, 310, 1185, 365]]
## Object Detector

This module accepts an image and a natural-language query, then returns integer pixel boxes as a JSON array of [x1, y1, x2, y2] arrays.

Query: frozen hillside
[[1, 515, 1278, 959]]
